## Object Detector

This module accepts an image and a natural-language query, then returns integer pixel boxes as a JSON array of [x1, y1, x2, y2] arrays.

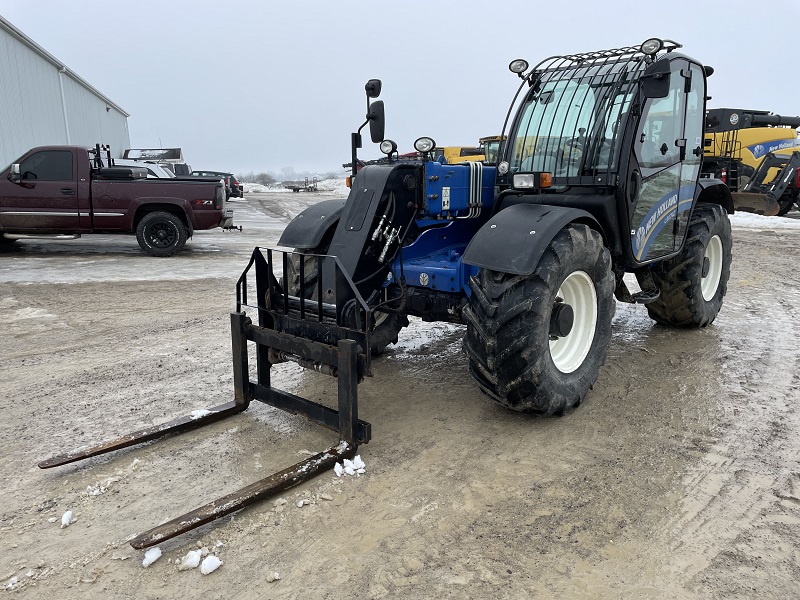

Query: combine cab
[[39, 38, 736, 547]]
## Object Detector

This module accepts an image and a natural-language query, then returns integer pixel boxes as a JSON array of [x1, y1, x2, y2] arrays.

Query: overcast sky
[[2, 0, 799, 175]]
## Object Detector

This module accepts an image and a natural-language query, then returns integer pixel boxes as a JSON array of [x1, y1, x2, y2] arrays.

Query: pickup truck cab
[[0, 146, 234, 256]]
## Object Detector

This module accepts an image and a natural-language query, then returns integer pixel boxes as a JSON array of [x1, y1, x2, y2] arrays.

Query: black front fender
[[697, 179, 735, 214], [277, 200, 346, 249], [462, 203, 599, 276]]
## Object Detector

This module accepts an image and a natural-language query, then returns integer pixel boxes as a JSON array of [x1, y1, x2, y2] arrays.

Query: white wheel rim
[[549, 271, 597, 374], [702, 235, 723, 301]]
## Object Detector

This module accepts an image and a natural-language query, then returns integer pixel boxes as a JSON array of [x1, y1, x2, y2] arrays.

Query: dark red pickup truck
[[0, 146, 234, 256]]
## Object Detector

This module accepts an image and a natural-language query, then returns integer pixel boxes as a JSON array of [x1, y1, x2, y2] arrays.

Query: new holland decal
[[632, 184, 695, 261], [748, 139, 800, 160]]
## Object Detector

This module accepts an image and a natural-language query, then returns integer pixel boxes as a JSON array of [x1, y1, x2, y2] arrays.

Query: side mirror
[[365, 79, 382, 99], [8, 164, 21, 183], [642, 58, 671, 99], [368, 100, 385, 143]]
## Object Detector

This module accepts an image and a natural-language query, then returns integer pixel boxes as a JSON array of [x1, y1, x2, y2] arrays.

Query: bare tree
[[255, 172, 277, 186], [279, 167, 297, 182]]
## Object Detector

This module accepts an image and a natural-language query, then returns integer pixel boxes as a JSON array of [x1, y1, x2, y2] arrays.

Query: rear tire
[[637, 204, 731, 327], [463, 224, 615, 414], [136, 211, 188, 257]]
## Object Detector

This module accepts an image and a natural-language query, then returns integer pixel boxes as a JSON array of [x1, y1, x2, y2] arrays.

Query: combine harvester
[[702, 108, 800, 215], [40, 38, 736, 548]]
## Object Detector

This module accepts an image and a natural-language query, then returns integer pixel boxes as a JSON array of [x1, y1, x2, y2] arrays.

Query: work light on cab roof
[[509, 58, 529, 76], [414, 137, 436, 153]]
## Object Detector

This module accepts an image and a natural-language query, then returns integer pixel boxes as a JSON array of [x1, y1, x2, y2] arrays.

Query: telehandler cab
[[40, 38, 734, 548]]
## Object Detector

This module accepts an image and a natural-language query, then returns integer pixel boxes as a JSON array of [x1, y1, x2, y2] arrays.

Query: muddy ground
[[1, 191, 800, 599]]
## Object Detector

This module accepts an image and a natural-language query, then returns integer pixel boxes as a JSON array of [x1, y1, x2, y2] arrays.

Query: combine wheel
[[463, 224, 615, 414], [287, 242, 408, 355], [136, 211, 188, 257], [637, 204, 732, 327]]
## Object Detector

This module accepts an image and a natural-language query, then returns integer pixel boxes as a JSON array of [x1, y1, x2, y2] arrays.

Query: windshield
[[509, 62, 637, 177], [483, 140, 501, 163]]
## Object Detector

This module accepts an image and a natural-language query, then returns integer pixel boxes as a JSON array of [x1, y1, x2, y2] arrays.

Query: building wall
[[0, 19, 130, 167]]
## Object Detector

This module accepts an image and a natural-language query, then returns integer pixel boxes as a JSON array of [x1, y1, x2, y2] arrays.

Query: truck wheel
[[136, 211, 188, 257], [637, 204, 731, 327], [463, 224, 615, 414], [287, 245, 408, 356]]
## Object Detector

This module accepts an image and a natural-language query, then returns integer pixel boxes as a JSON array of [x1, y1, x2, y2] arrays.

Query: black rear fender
[[462, 203, 601, 276], [277, 199, 346, 249]]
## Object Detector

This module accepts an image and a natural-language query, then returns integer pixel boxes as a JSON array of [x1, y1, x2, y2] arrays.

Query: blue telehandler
[[40, 38, 734, 548]]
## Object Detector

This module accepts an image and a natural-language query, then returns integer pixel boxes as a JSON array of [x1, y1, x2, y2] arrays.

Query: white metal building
[[0, 15, 130, 167]]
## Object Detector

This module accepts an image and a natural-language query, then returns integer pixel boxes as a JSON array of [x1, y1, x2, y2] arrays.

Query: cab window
[[19, 151, 73, 181]]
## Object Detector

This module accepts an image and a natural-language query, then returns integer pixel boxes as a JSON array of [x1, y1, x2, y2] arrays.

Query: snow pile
[[4, 576, 20, 591], [316, 177, 349, 195], [142, 547, 162, 567], [200, 555, 222, 575], [60, 510, 74, 528], [242, 183, 270, 193], [730, 212, 800, 230], [190, 408, 212, 420], [333, 455, 366, 477], [177, 549, 202, 571]]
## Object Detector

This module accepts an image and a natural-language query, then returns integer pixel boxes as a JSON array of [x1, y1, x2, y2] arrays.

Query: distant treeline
[[237, 168, 340, 186]]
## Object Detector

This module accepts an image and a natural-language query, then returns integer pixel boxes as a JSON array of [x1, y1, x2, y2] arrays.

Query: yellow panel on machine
[[432, 135, 507, 164]]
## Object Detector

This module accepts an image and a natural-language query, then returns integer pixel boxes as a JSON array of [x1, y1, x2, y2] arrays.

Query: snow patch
[[0, 307, 56, 323], [730, 212, 800, 230], [334, 455, 366, 477], [87, 476, 119, 496], [190, 409, 212, 420], [60, 510, 74, 528], [177, 549, 202, 571], [142, 547, 162, 567], [200, 555, 222, 575]]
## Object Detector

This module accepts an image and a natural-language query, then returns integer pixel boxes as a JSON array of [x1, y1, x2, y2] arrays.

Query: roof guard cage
[[526, 39, 682, 73], [39, 247, 374, 548], [499, 39, 683, 185]]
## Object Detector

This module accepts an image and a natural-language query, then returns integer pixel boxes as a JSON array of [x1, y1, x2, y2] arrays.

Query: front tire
[[463, 224, 615, 414], [136, 211, 188, 257], [637, 203, 732, 327]]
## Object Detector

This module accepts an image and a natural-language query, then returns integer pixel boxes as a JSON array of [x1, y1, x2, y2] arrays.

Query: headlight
[[513, 172, 552, 189], [497, 161, 510, 175], [414, 137, 436, 153], [509, 59, 529, 74], [640, 38, 663, 56], [379, 139, 397, 155], [513, 174, 536, 189]]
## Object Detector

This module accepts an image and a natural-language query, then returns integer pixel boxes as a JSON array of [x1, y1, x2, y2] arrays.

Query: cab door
[[630, 58, 698, 262], [0, 150, 83, 231]]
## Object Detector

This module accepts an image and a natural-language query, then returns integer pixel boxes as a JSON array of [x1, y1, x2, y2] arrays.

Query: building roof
[[0, 15, 130, 117]]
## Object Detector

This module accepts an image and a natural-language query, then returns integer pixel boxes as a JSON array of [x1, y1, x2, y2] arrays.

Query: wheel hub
[[550, 301, 574, 338], [702, 256, 710, 278]]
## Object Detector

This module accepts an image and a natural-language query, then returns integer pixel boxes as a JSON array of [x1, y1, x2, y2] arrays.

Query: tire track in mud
[[655, 231, 800, 593]]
